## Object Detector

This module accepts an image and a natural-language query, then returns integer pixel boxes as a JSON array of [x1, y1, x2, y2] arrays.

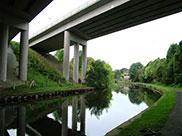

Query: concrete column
[[63, 31, 70, 81], [62, 100, 68, 136], [81, 45, 87, 83], [0, 24, 9, 82], [72, 97, 78, 133], [17, 106, 26, 136], [80, 96, 86, 134], [0, 108, 5, 136], [73, 44, 79, 83], [19, 25, 29, 81]]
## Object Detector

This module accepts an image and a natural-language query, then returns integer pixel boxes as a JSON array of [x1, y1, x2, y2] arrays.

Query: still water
[[1, 84, 161, 136]]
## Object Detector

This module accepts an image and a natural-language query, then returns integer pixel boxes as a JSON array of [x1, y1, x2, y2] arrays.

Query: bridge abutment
[[63, 31, 70, 81], [19, 25, 29, 81], [81, 45, 87, 83], [0, 23, 29, 82], [63, 31, 87, 83], [73, 44, 79, 83], [0, 24, 9, 82]]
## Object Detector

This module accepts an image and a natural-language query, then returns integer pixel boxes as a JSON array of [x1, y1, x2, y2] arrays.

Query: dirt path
[[160, 89, 182, 136]]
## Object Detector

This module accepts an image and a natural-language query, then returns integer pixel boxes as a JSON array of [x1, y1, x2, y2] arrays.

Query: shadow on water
[[0, 84, 161, 136]]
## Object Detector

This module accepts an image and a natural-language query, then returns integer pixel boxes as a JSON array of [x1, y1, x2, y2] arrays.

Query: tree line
[[129, 41, 182, 86]]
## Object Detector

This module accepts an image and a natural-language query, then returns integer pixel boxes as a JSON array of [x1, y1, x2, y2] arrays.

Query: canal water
[[1, 84, 161, 136]]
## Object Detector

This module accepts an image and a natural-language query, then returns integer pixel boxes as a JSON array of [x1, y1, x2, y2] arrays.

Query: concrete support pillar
[[72, 97, 78, 134], [80, 96, 86, 134], [63, 31, 70, 81], [0, 108, 5, 136], [81, 45, 87, 83], [17, 106, 26, 136], [62, 100, 68, 136], [0, 24, 9, 82], [19, 25, 29, 81], [73, 44, 79, 83]]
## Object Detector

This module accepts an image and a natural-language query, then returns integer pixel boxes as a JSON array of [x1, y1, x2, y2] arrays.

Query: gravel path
[[160, 89, 182, 136]]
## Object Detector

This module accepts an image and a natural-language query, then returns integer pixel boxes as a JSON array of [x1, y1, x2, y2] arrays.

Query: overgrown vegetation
[[55, 49, 64, 64], [129, 41, 182, 87], [85, 59, 113, 89], [129, 62, 143, 82], [2, 41, 86, 95]]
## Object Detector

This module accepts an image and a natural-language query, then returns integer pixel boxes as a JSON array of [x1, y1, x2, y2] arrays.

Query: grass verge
[[117, 82, 176, 136], [0, 41, 88, 96]]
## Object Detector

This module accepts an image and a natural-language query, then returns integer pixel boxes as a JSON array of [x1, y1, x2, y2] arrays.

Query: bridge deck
[[30, 0, 182, 53]]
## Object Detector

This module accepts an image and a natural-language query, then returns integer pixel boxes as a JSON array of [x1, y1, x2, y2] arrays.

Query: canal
[[1, 84, 161, 136]]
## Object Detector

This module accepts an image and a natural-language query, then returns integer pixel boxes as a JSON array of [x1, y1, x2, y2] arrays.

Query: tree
[[166, 43, 179, 62], [55, 49, 64, 63], [120, 68, 128, 74], [114, 69, 121, 79], [129, 62, 143, 82], [173, 41, 182, 84], [86, 60, 112, 89], [142, 58, 164, 83]]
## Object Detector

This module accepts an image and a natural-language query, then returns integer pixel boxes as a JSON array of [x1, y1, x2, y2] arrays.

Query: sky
[[14, 0, 182, 70]]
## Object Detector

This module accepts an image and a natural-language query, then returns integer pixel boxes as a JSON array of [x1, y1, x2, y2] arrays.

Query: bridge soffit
[[69, 31, 87, 46], [0, 12, 28, 31]]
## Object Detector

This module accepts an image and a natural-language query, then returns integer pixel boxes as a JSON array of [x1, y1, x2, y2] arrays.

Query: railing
[[29, 0, 101, 39]]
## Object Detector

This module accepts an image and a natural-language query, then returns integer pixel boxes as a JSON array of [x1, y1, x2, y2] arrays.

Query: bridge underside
[[31, 0, 182, 53], [73, 0, 182, 39], [0, 0, 52, 82], [0, 0, 52, 40]]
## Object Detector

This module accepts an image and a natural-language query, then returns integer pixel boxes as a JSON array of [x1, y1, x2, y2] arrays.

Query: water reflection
[[72, 97, 78, 134], [85, 89, 112, 117], [0, 107, 5, 136], [113, 84, 161, 107], [0, 106, 26, 136], [0, 84, 161, 136], [17, 107, 26, 136]]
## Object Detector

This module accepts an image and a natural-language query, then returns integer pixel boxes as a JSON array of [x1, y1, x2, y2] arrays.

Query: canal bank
[[0, 87, 95, 105], [106, 82, 177, 136], [1, 83, 161, 136]]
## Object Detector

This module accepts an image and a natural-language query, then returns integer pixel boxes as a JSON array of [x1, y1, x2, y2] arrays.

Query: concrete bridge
[[1, 0, 182, 83], [29, 0, 182, 83], [0, 0, 53, 82]]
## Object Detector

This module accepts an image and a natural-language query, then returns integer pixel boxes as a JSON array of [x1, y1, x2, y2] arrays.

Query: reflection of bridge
[[0, 96, 86, 136], [1, 0, 182, 83]]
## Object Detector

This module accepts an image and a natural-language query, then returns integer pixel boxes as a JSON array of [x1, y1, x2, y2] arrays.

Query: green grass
[[117, 83, 176, 136], [0, 41, 88, 96]]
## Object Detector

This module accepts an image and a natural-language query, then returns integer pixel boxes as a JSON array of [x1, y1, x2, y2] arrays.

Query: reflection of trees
[[142, 88, 161, 106], [112, 85, 125, 94], [53, 110, 62, 122], [85, 89, 112, 117], [128, 86, 161, 106], [128, 86, 143, 105]]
